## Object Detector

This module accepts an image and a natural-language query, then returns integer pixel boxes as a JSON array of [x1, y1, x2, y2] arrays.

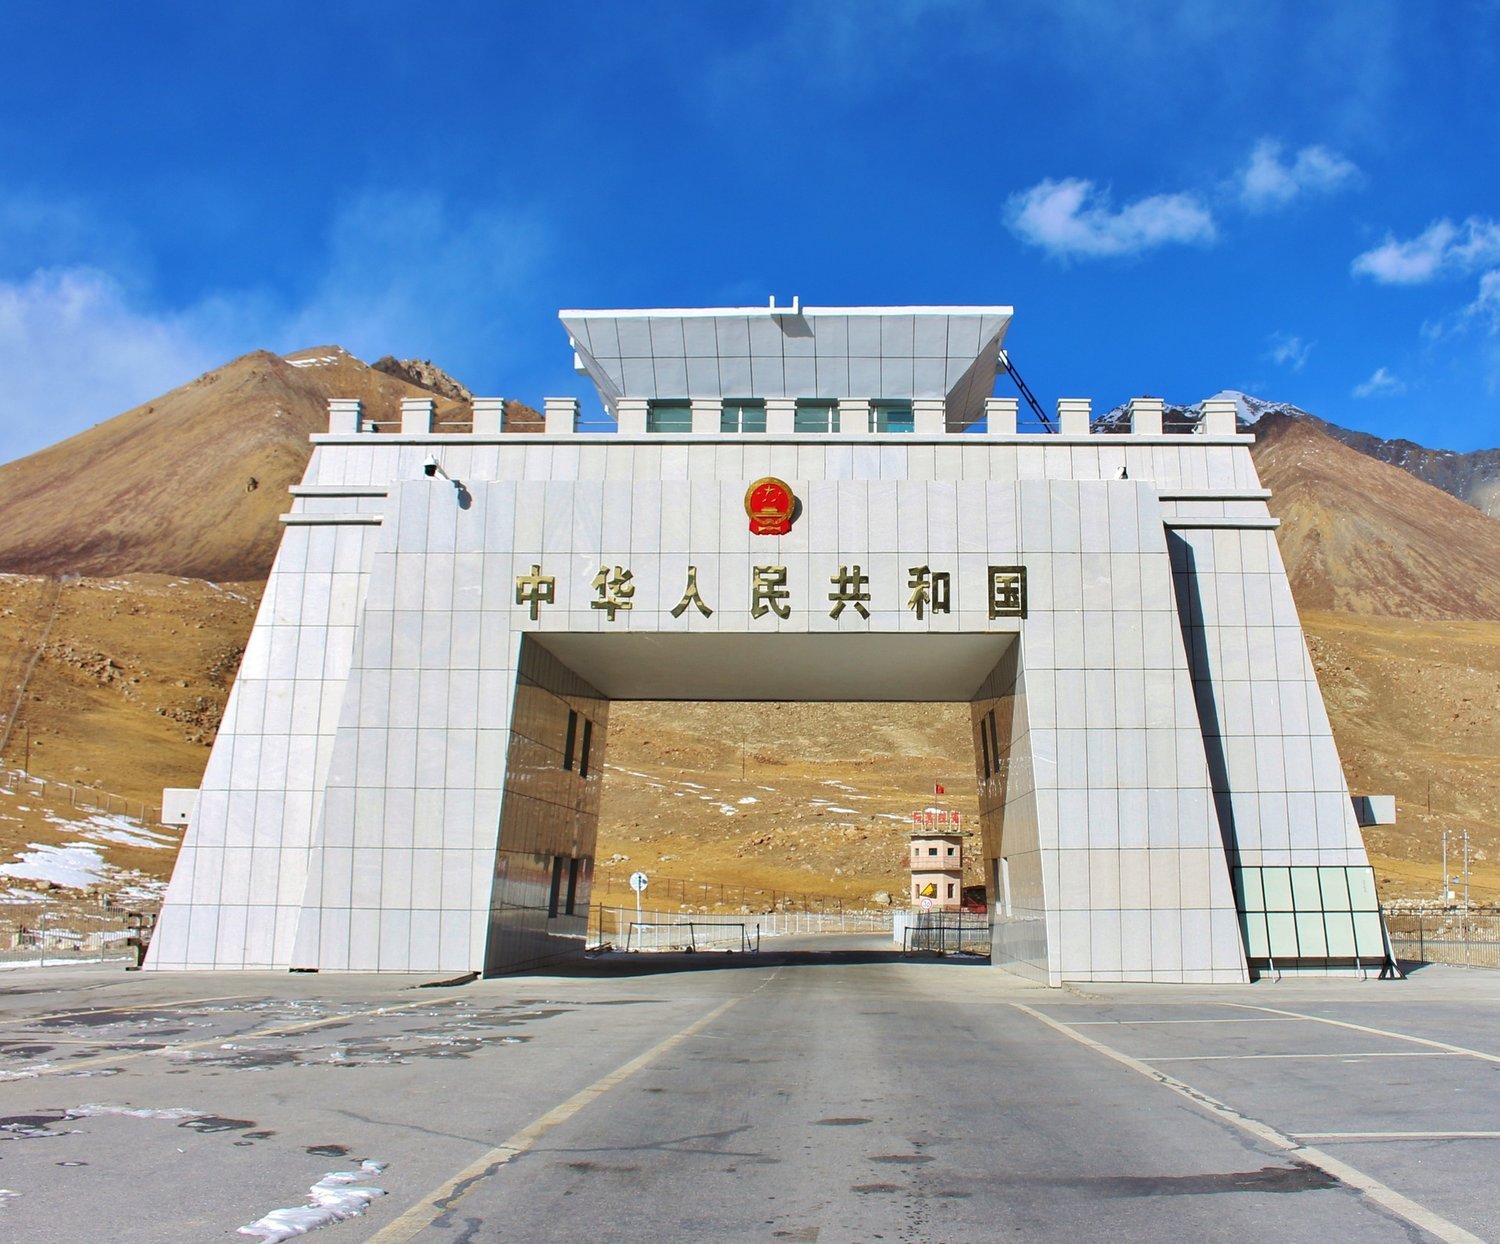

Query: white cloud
[[1006, 177, 1216, 259], [279, 192, 546, 376], [1266, 332, 1313, 372], [0, 267, 224, 462], [1352, 366, 1406, 398], [1239, 139, 1360, 212], [1351, 217, 1500, 284], [0, 192, 550, 465], [1451, 269, 1500, 336]]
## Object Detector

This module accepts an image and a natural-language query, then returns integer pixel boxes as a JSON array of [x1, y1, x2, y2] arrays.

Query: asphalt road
[[1, 939, 1497, 1243]]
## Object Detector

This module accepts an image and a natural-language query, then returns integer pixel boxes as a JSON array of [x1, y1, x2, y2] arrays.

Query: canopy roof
[[559, 304, 1013, 428]]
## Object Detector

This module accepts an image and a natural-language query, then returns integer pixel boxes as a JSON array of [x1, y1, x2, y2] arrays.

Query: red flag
[[935, 783, 944, 795]]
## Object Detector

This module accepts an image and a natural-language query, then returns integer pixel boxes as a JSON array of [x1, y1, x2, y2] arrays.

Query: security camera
[[423, 454, 449, 480]]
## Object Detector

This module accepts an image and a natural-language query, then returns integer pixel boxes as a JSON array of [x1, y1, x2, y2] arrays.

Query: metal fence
[[591, 904, 893, 950], [592, 869, 859, 914], [902, 911, 991, 956], [1385, 911, 1500, 970], [0, 903, 155, 966], [623, 921, 760, 953], [0, 766, 162, 827]]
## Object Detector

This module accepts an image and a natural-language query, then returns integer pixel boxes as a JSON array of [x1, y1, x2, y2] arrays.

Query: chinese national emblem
[[745, 477, 795, 535]]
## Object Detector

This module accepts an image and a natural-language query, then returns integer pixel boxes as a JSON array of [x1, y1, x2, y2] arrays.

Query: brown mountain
[[1251, 412, 1500, 620], [0, 346, 471, 581]]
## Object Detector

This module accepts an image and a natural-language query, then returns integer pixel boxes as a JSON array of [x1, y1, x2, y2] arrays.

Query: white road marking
[[1294, 1132, 1500, 1142], [1143, 1051, 1463, 1062], [367, 996, 742, 1243], [1068, 1017, 1305, 1025], [1014, 1003, 1486, 1244], [1225, 1003, 1500, 1065]]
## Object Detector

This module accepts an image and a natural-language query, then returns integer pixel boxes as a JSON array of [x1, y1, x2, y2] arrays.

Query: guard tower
[[909, 823, 965, 911]]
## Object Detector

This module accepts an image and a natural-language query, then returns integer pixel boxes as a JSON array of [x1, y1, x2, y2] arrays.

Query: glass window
[[563, 710, 578, 771], [1261, 867, 1293, 911], [1324, 912, 1356, 957], [1266, 911, 1298, 956], [1347, 867, 1379, 912], [1239, 912, 1270, 958], [1290, 867, 1321, 912], [1353, 912, 1385, 956], [647, 400, 692, 432], [1318, 867, 1351, 911], [721, 400, 766, 433], [870, 401, 914, 433], [928, 847, 938, 856], [794, 399, 839, 433], [1295, 911, 1328, 957]]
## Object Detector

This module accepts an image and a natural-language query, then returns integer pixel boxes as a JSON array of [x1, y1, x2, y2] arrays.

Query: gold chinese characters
[[514, 564, 1027, 622]]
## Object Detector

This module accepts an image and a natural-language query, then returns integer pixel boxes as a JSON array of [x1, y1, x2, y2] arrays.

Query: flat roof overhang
[[528, 631, 1017, 702], [558, 305, 1014, 429]]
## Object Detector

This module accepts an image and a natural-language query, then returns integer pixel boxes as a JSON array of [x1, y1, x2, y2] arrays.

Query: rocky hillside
[[0, 347, 457, 581], [1306, 421, 1500, 521], [1102, 389, 1500, 521], [1252, 413, 1500, 619], [0, 349, 542, 583]]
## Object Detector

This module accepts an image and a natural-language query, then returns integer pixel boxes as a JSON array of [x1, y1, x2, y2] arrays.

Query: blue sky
[[3, 1, 1499, 460]]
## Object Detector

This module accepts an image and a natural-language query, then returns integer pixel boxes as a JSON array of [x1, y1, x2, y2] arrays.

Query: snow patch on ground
[[238, 1160, 388, 1242], [737, 796, 759, 805], [68, 1104, 205, 1122], [62, 813, 177, 850], [0, 843, 110, 888]]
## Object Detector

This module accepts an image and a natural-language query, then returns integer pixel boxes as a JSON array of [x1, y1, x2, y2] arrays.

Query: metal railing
[[1385, 911, 1500, 969], [0, 903, 155, 966], [591, 904, 892, 950], [623, 921, 760, 954], [903, 911, 991, 956], [592, 869, 861, 914], [0, 766, 162, 827]]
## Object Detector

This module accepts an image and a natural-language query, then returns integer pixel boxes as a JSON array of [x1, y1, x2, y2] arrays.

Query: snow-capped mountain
[[1094, 390, 1500, 519]]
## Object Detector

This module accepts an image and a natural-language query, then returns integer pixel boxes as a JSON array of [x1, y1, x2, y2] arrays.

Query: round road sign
[[919, 896, 934, 912], [629, 871, 650, 893]]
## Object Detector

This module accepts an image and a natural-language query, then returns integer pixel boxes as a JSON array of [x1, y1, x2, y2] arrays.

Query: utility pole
[[1441, 830, 1447, 904]]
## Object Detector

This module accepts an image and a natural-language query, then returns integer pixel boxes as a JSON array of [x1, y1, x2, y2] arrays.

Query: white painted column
[[985, 397, 1018, 435], [401, 398, 434, 434], [1201, 398, 1238, 435], [838, 398, 871, 434], [544, 397, 580, 434], [913, 399, 945, 435], [328, 398, 363, 434], [1057, 398, 1091, 436], [691, 399, 722, 435], [1127, 397, 1164, 435], [616, 398, 649, 434], [765, 398, 796, 435], [472, 397, 505, 434]]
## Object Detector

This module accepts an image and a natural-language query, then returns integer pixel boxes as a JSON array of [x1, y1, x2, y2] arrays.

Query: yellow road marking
[[1014, 1003, 1485, 1244], [368, 997, 741, 1243]]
